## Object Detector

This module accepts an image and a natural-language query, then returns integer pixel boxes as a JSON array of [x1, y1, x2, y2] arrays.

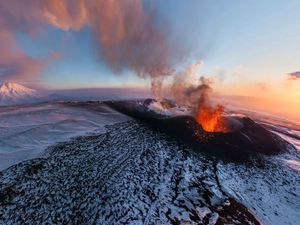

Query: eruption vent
[[174, 74, 229, 133], [170, 62, 230, 133], [194, 77, 229, 133], [196, 104, 228, 133]]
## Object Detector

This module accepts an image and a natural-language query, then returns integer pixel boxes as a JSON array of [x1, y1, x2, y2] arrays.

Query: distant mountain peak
[[0, 82, 36, 93], [0, 82, 40, 105]]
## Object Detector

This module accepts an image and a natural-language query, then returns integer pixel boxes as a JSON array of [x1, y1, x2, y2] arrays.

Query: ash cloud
[[84, 0, 180, 99], [171, 61, 203, 105], [170, 61, 217, 111]]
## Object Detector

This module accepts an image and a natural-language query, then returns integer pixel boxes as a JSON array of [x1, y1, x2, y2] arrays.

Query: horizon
[[0, 0, 299, 105], [0, 2, 300, 224], [1, 80, 300, 124]]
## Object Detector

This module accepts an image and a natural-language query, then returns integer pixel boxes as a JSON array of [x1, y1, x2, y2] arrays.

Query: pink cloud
[[0, 0, 184, 93], [0, 30, 46, 82], [0, 0, 87, 32]]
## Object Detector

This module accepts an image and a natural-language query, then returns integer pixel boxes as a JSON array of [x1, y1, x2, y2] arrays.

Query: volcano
[[106, 99, 295, 159], [0, 82, 40, 105]]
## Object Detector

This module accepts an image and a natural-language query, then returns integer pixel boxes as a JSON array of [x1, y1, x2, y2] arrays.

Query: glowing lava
[[195, 104, 229, 133]]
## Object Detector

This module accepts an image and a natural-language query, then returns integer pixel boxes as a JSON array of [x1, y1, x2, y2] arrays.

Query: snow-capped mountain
[[0, 82, 41, 105]]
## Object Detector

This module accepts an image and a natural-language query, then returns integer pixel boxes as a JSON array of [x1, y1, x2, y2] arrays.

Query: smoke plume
[[171, 61, 203, 105], [170, 62, 229, 132], [85, 0, 178, 99]]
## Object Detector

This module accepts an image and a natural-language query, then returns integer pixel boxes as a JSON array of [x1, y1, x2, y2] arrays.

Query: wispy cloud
[[0, 30, 46, 82], [286, 71, 300, 81]]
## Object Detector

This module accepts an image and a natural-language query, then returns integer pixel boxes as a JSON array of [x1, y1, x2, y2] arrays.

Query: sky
[[0, 0, 300, 103]]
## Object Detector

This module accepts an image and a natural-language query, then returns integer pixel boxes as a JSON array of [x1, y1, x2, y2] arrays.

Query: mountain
[[0, 82, 41, 105]]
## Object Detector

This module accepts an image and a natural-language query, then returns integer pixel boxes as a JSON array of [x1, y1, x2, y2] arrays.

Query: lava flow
[[195, 104, 229, 133]]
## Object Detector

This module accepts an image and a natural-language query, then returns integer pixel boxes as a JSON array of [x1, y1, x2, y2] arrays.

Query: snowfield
[[0, 121, 262, 224], [0, 102, 130, 170], [0, 101, 299, 224]]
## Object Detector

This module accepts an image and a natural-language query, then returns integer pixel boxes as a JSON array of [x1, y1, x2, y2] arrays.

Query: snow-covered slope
[[0, 121, 263, 225], [0, 102, 130, 170], [0, 119, 299, 224], [0, 101, 299, 224], [0, 82, 40, 105]]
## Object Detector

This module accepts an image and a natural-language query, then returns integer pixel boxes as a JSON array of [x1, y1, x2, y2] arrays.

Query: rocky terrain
[[1, 119, 299, 224]]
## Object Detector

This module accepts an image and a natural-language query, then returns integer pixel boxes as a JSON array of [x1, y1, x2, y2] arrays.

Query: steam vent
[[106, 99, 295, 159]]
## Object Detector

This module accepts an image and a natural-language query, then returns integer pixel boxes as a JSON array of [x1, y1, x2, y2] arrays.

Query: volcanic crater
[[106, 99, 295, 159]]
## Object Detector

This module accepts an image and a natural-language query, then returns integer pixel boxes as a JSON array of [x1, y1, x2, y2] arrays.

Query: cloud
[[0, 0, 184, 95], [0, 30, 46, 82], [0, 0, 91, 83], [0, 0, 87, 32], [286, 71, 300, 81], [0, 0, 79, 82], [83, 0, 182, 98]]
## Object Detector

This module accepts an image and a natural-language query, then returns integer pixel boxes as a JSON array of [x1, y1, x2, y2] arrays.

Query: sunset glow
[[1, 2, 300, 224], [0, 0, 299, 121]]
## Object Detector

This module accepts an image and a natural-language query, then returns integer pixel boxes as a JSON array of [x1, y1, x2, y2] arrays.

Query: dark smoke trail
[[85, 0, 180, 99]]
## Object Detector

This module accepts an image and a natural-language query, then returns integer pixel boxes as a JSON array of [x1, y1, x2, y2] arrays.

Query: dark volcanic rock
[[0, 121, 261, 225], [106, 100, 295, 158], [155, 116, 291, 156]]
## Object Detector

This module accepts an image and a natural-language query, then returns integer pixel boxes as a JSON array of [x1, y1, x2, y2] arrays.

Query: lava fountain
[[184, 76, 230, 133], [195, 104, 229, 133]]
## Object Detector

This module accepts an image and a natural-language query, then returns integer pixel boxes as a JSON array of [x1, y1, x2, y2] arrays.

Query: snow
[[195, 207, 212, 219], [148, 101, 172, 115], [0, 82, 36, 96], [213, 111, 300, 225], [0, 120, 262, 224], [147, 100, 192, 116], [0, 102, 130, 170], [0, 100, 299, 224], [216, 155, 300, 225], [0, 82, 41, 105]]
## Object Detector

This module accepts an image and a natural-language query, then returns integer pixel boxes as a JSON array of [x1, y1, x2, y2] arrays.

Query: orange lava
[[195, 104, 229, 133]]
